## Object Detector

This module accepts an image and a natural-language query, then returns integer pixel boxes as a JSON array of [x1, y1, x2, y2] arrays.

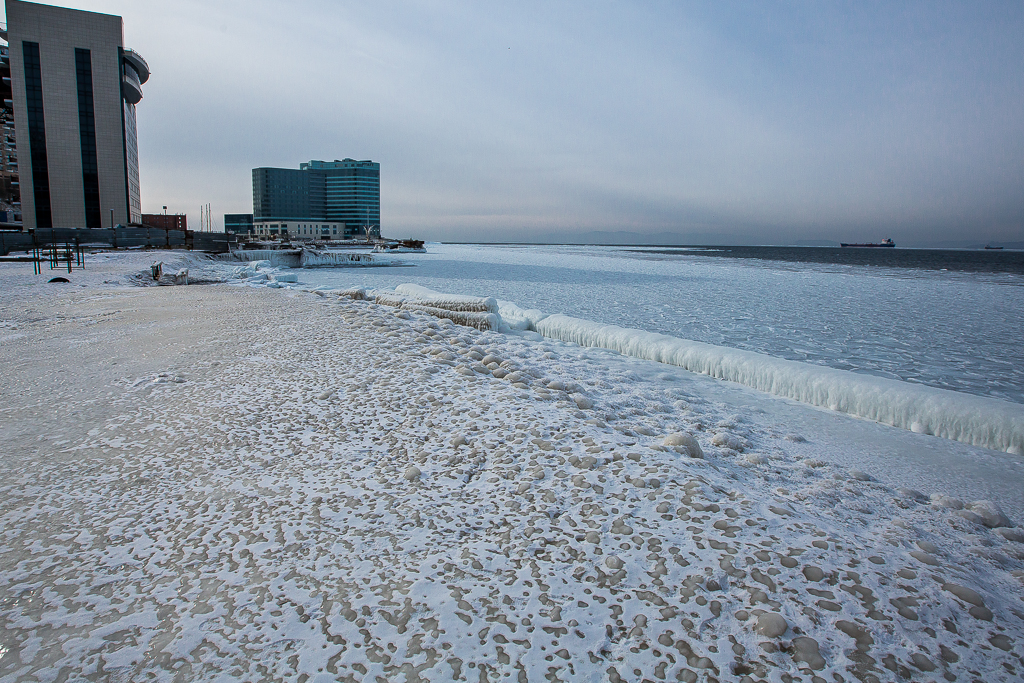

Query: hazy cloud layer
[[9, 1, 1024, 244]]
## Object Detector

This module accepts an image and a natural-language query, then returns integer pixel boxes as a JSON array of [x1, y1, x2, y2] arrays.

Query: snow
[[0, 249, 1022, 681]]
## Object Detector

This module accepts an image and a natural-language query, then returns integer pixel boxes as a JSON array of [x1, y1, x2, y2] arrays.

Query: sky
[[6, 0, 1024, 245]]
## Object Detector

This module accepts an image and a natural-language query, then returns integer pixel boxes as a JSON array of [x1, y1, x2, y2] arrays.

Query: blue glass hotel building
[[252, 159, 380, 239]]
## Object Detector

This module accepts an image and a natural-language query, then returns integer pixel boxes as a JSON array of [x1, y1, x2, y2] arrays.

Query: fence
[[0, 228, 237, 256]]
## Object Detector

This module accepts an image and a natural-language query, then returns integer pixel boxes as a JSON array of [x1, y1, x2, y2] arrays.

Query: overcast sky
[[7, 1, 1024, 244]]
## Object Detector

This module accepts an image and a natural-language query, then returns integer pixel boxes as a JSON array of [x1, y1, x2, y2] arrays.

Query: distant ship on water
[[840, 238, 895, 248]]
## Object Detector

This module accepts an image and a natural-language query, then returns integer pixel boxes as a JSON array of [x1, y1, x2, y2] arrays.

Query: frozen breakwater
[[1, 251, 1023, 681], [227, 248, 384, 269]]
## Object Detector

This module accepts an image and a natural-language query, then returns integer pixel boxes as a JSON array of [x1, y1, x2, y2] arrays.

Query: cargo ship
[[840, 238, 895, 248]]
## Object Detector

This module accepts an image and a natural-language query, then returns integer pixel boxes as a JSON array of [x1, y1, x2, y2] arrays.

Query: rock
[[802, 566, 825, 582], [942, 583, 985, 608], [909, 653, 936, 672], [605, 555, 623, 569], [899, 488, 928, 501], [711, 432, 743, 451], [546, 380, 565, 391], [989, 634, 1013, 651], [451, 435, 469, 448], [995, 527, 1024, 543], [848, 469, 873, 481], [930, 494, 964, 510], [571, 394, 594, 410], [968, 500, 1012, 528], [662, 433, 703, 459], [585, 531, 601, 544], [954, 509, 985, 525], [403, 466, 421, 481], [791, 636, 825, 670], [909, 551, 940, 566], [755, 612, 787, 638]]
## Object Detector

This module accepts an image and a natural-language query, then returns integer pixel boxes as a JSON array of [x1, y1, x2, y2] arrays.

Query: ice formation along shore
[[2, 263, 1023, 681], [361, 283, 1023, 456]]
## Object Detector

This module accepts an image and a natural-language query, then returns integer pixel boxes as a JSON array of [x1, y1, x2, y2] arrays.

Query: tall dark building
[[252, 159, 380, 239], [6, 0, 149, 230]]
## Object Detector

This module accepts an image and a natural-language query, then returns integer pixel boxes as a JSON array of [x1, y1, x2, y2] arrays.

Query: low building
[[253, 219, 348, 240], [141, 213, 186, 230], [224, 213, 253, 234]]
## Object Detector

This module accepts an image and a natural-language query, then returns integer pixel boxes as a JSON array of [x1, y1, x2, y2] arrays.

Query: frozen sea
[[295, 243, 1024, 405]]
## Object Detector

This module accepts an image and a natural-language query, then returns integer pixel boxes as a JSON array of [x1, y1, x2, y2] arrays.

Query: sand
[[1, 251, 1023, 682]]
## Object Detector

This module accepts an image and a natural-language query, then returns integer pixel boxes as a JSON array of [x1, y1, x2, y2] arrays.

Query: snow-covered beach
[[1, 251, 1023, 681]]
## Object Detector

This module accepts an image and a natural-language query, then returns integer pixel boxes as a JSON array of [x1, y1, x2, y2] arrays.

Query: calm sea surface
[[298, 244, 1024, 404]]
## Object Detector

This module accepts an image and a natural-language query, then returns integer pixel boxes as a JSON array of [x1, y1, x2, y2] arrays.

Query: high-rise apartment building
[[5, 0, 149, 230], [252, 159, 380, 239]]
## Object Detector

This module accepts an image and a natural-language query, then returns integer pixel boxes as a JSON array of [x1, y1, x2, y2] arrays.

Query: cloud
[[9, 0, 1024, 244]]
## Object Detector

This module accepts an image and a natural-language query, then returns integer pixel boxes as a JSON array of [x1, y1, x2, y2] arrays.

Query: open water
[[298, 243, 1024, 405]]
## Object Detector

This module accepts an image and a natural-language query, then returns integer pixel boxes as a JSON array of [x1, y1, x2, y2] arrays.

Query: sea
[[296, 243, 1024, 406]]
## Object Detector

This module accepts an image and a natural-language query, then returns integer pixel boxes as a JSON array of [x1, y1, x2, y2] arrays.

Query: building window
[[75, 48, 101, 229], [23, 41, 52, 228]]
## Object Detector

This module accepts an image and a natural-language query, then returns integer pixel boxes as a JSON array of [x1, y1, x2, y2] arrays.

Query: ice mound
[[299, 249, 375, 268], [370, 285, 501, 330], [395, 284, 498, 313]]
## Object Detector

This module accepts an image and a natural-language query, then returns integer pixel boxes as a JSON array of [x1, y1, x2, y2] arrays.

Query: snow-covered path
[[0, 256, 1022, 681]]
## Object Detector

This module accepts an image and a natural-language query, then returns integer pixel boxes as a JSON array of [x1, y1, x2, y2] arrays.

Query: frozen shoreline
[[1, 251, 1023, 681]]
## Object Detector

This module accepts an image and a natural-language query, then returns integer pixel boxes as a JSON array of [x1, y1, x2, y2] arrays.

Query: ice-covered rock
[[339, 287, 367, 300], [571, 394, 594, 410], [711, 432, 745, 451], [930, 494, 964, 510], [995, 527, 1024, 542], [662, 433, 703, 458], [968, 500, 1012, 528]]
